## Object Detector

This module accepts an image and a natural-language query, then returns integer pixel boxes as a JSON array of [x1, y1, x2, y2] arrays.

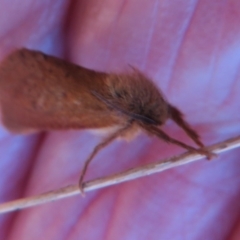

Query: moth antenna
[[168, 104, 204, 148], [142, 124, 212, 159], [79, 122, 133, 195], [91, 90, 156, 124]]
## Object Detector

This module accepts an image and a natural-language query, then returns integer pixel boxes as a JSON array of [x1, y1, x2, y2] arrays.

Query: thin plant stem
[[0, 135, 240, 214]]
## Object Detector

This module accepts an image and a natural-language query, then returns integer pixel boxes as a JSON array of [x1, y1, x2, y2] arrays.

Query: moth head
[[93, 68, 169, 128]]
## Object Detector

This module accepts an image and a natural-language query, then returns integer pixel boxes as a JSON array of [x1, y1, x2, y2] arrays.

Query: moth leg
[[145, 125, 214, 159], [168, 105, 215, 159], [79, 123, 132, 195], [168, 104, 204, 147]]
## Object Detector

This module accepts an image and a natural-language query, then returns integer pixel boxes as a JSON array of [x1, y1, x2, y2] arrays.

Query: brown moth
[[0, 48, 213, 193]]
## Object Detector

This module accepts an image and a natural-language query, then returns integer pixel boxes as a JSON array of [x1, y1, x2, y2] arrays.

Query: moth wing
[[0, 49, 121, 133]]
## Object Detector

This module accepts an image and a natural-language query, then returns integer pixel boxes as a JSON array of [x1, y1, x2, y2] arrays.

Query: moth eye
[[115, 92, 122, 98], [114, 90, 127, 99]]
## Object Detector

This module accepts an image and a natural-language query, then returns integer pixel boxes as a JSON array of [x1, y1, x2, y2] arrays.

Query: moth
[[0, 48, 213, 193]]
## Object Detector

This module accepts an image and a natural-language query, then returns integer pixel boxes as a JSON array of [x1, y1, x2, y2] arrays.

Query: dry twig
[[0, 135, 240, 214]]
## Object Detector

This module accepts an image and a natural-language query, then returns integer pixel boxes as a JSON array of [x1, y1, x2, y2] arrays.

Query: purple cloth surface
[[0, 1, 240, 239]]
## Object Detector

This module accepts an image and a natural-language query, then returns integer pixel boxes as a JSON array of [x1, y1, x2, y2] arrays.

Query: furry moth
[[0, 49, 213, 193]]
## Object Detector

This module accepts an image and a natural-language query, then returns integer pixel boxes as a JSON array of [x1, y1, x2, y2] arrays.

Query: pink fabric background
[[0, 0, 240, 239]]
